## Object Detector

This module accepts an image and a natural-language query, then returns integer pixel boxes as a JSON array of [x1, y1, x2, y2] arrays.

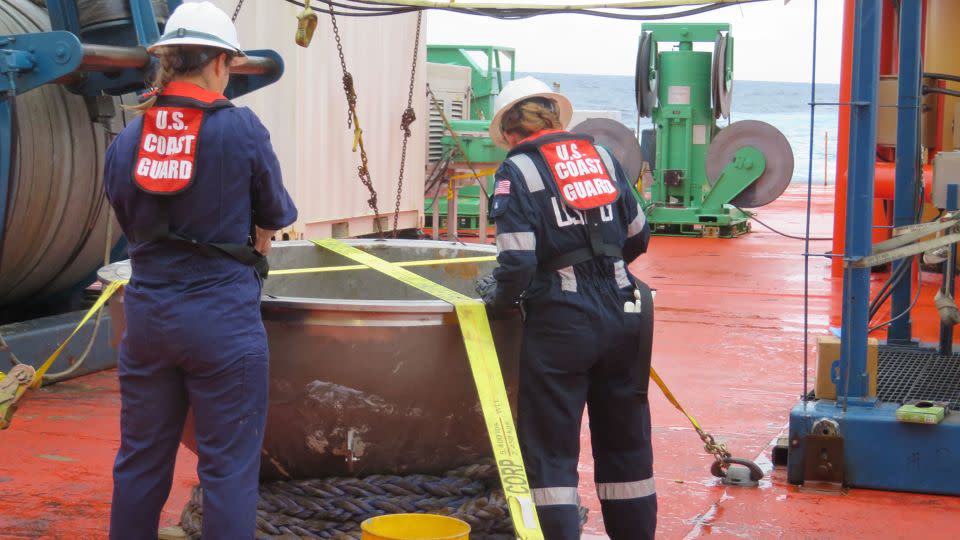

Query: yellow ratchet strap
[[312, 239, 543, 540], [270, 255, 496, 276], [650, 366, 703, 432], [31, 280, 128, 386], [0, 280, 127, 429]]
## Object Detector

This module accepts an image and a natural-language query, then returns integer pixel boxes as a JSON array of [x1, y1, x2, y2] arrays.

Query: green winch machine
[[636, 23, 794, 238]]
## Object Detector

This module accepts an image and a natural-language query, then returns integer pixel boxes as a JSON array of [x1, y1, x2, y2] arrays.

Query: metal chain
[[694, 425, 732, 470], [326, 0, 383, 235], [391, 12, 424, 237], [231, 0, 245, 22]]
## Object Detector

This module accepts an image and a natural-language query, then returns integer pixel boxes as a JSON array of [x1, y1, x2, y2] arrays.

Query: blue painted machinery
[[787, 0, 960, 496], [0, 0, 283, 377]]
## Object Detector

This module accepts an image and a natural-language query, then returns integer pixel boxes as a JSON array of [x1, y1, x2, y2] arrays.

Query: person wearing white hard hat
[[146, 0, 247, 61], [103, 2, 297, 539], [476, 77, 656, 539]]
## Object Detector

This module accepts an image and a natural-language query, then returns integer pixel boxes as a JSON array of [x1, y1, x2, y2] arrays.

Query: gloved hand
[[475, 274, 498, 306]]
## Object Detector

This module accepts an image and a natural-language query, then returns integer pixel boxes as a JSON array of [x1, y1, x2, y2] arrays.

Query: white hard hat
[[147, 1, 246, 62], [489, 76, 573, 149]]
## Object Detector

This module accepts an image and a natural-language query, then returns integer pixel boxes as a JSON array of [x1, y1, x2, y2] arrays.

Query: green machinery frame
[[426, 45, 516, 121], [641, 23, 757, 238], [425, 45, 515, 231]]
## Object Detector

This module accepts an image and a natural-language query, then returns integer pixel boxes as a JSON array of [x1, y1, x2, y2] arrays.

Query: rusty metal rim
[[263, 296, 458, 313], [99, 239, 496, 314], [266, 239, 492, 312]]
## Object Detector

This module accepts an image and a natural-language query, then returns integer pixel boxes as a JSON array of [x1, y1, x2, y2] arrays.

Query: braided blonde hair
[[500, 98, 563, 140], [130, 46, 234, 113]]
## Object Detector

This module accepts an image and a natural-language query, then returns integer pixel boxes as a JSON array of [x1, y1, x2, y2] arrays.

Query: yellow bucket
[[360, 513, 470, 540]]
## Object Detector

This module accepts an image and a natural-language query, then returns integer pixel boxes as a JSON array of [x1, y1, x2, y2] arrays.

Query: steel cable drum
[[0, 0, 121, 306], [75, 0, 168, 44], [77, 0, 168, 28]]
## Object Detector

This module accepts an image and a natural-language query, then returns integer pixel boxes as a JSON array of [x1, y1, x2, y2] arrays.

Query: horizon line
[[512, 70, 841, 85]]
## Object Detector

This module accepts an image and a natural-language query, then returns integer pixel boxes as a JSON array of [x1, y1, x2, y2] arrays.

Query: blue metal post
[[0, 100, 11, 259], [939, 186, 958, 354], [888, 0, 923, 344], [130, 0, 161, 46], [45, 0, 82, 34], [839, 0, 881, 404]]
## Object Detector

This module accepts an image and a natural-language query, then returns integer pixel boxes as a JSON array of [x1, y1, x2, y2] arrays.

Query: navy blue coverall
[[489, 130, 655, 539], [103, 82, 297, 540]]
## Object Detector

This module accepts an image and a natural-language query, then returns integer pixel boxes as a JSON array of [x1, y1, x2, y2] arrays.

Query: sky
[[426, 0, 844, 83]]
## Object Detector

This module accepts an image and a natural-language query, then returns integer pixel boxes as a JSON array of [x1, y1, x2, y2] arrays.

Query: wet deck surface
[[3, 185, 960, 538]]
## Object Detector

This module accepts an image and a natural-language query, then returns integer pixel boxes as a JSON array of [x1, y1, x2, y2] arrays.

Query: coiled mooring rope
[[179, 463, 587, 539]]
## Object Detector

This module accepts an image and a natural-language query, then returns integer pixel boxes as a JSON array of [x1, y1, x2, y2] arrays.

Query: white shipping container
[[216, 1, 427, 238]]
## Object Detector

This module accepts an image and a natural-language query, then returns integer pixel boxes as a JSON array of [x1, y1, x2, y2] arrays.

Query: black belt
[[541, 207, 623, 272], [130, 202, 269, 278], [541, 245, 623, 272]]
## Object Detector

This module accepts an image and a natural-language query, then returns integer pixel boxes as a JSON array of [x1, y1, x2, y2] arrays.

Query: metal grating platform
[[877, 346, 960, 410]]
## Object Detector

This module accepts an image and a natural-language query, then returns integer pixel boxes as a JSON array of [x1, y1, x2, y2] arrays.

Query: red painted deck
[[3, 184, 960, 539]]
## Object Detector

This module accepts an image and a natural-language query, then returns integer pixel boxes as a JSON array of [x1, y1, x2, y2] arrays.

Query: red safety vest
[[133, 82, 233, 195], [128, 83, 268, 277], [538, 137, 620, 211], [509, 131, 625, 272]]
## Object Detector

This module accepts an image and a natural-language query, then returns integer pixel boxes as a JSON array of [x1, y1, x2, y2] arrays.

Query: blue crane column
[[791, 1, 960, 496], [888, 0, 923, 344], [838, 0, 881, 403]]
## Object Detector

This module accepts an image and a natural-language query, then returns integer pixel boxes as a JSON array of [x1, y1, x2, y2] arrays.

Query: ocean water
[[524, 73, 841, 183]]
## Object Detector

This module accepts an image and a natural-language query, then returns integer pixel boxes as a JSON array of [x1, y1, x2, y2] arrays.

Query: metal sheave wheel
[[712, 32, 733, 120], [711, 33, 722, 119], [635, 31, 657, 118], [706, 120, 794, 208], [570, 118, 647, 190]]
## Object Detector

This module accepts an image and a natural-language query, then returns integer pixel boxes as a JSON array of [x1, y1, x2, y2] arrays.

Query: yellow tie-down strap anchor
[[0, 280, 128, 429], [313, 239, 543, 539]]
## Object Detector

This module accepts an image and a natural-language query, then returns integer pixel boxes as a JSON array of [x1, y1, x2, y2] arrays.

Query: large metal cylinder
[[1, 0, 122, 307], [655, 49, 713, 202], [100, 240, 521, 480]]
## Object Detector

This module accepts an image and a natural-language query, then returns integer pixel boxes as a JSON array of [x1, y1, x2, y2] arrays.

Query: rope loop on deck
[[179, 462, 587, 539]]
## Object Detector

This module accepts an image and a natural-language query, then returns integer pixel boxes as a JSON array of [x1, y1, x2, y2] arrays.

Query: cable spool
[[0, 0, 122, 307]]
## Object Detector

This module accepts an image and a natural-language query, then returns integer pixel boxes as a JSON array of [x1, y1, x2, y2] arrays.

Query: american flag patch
[[494, 179, 511, 196]]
